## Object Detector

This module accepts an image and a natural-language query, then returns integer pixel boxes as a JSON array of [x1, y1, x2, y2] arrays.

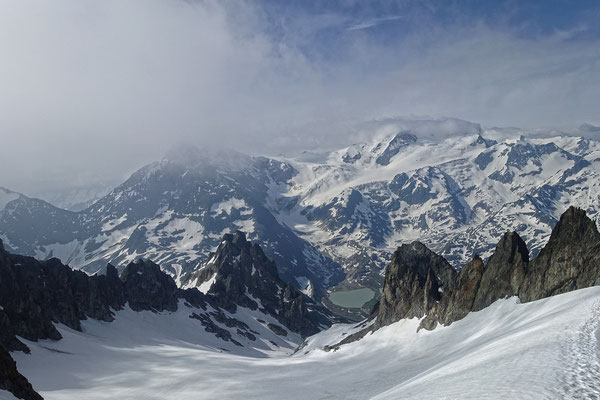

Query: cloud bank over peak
[[0, 0, 599, 195]]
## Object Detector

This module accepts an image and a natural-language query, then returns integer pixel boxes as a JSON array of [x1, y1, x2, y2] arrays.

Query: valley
[[2, 123, 600, 313], [8, 287, 600, 400]]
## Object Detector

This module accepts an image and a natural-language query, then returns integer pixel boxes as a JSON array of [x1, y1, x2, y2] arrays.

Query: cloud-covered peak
[[163, 143, 252, 171], [1, 1, 599, 194]]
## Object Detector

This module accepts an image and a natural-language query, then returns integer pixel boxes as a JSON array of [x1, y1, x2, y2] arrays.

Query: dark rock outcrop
[[1, 239, 130, 400], [0, 249, 198, 353], [121, 259, 178, 312], [472, 232, 528, 311], [519, 206, 600, 302], [184, 231, 328, 337], [375, 241, 456, 328], [0, 247, 126, 353], [421, 256, 484, 330], [0, 344, 42, 400], [380, 206, 600, 333], [0, 240, 204, 400]]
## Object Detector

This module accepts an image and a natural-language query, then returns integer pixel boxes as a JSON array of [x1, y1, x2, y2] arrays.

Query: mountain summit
[[185, 231, 329, 336], [2, 128, 600, 299], [379, 207, 600, 332]]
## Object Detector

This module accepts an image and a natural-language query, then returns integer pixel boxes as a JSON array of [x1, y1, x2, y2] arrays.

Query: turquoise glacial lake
[[329, 288, 376, 308]]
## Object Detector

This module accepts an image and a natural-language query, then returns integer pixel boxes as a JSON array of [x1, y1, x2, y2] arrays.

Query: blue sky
[[259, 0, 600, 60], [0, 0, 599, 193]]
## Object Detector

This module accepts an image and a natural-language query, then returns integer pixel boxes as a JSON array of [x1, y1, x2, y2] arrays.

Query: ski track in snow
[[556, 300, 600, 399]]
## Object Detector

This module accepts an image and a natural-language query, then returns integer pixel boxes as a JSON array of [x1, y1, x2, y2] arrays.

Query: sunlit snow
[[10, 287, 600, 399]]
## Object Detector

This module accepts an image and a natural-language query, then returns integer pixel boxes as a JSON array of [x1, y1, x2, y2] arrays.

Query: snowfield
[[8, 287, 600, 399]]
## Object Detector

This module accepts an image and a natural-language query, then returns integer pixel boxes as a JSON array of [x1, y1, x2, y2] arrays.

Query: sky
[[0, 0, 599, 196]]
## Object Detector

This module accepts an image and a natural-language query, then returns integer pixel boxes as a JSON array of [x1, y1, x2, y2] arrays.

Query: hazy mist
[[1, 0, 599, 195]]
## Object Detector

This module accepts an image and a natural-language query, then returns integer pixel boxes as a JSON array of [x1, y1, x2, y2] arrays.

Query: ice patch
[[198, 273, 217, 294], [211, 198, 252, 216]]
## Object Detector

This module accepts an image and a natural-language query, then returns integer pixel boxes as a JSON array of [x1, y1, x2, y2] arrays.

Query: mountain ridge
[[2, 126, 600, 302], [0, 233, 325, 400], [323, 206, 600, 350]]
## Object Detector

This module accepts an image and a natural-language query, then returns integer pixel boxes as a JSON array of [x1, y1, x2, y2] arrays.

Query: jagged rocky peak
[[375, 131, 417, 166], [519, 206, 600, 302], [381, 206, 600, 332], [375, 241, 456, 328], [185, 231, 323, 336], [472, 231, 529, 311], [471, 133, 497, 148], [379, 232, 530, 331], [542, 206, 599, 247], [211, 231, 281, 304], [186, 231, 280, 303], [395, 241, 457, 286], [120, 259, 179, 312]]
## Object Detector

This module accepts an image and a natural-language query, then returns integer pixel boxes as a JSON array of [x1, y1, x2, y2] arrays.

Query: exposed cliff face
[[421, 256, 485, 330], [378, 207, 600, 334], [472, 232, 529, 311], [185, 231, 327, 337], [375, 242, 456, 328], [519, 206, 600, 302], [0, 239, 128, 400], [121, 259, 179, 312], [0, 245, 126, 354]]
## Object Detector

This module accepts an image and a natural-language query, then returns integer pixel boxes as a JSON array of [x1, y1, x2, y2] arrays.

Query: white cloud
[[0, 1, 598, 195], [346, 15, 404, 31]]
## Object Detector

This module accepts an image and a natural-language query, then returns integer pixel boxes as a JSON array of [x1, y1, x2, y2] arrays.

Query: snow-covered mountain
[[273, 126, 600, 289], [0, 148, 345, 296], [3, 196, 600, 400], [2, 119, 600, 296]]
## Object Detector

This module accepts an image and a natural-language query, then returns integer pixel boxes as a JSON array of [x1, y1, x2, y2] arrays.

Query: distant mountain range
[[30, 183, 117, 212], [2, 120, 600, 298]]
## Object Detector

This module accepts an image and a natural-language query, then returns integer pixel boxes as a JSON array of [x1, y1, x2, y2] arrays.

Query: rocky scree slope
[[0, 234, 323, 400]]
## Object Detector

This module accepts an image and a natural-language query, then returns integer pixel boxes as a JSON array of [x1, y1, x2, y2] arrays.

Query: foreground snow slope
[[11, 286, 600, 399]]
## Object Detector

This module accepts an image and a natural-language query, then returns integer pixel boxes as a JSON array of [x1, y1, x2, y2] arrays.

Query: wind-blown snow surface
[[11, 287, 600, 399]]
